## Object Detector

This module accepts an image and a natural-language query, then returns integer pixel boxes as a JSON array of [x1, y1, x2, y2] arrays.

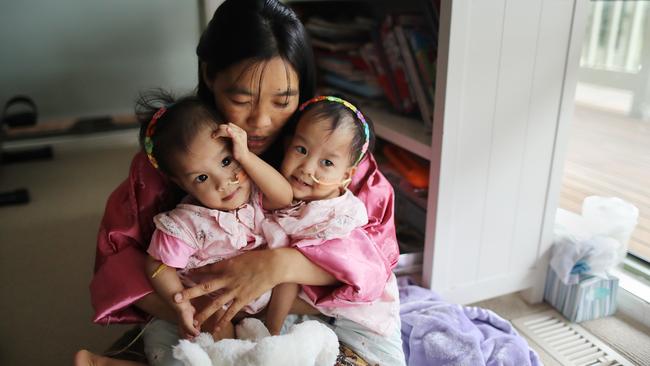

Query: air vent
[[512, 310, 634, 366]]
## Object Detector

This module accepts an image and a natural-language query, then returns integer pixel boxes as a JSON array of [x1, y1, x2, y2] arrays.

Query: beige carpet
[[473, 293, 650, 366], [0, 133, 139, 365], [582, 312, 650, 365]]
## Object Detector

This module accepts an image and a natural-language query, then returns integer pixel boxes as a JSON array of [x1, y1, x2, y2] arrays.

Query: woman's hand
[[174, 249, 283, 331], [175, 248, 338, 332]]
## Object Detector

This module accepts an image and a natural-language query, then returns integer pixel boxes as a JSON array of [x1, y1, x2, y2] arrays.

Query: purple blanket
[[399, 278, 541, 366]]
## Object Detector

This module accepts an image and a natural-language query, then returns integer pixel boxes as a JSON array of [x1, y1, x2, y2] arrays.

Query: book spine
[[406, 30, 436, 102], [394, 25, 432, 126], [359, 42, 401, 110], [380, 19, 416, 113], [370, 30, 403, 112]]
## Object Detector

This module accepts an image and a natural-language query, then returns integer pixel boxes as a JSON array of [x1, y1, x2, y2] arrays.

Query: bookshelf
[[363, 106, 432, 160], [284, 0, 583, 307]]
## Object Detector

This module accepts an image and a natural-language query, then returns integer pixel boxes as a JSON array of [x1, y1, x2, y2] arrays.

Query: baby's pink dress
[[263, 190, 400, 336], [147, 188, 271, 313], [262, 189, 368, 249]]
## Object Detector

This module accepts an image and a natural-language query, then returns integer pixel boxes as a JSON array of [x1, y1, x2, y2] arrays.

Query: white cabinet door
[[423, 0, 588, 304]]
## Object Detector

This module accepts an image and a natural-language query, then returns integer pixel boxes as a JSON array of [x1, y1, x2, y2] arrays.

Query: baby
[[261, 96, 397, 336], [138, 93, 293, 340]]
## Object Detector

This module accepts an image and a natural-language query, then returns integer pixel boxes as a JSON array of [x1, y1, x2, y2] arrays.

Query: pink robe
[[90, 152, 398, 325]]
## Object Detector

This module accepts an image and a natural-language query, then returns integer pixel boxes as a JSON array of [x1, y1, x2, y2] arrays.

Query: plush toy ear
[[236, 318, 270, 341], [172, 338, 212, 365]]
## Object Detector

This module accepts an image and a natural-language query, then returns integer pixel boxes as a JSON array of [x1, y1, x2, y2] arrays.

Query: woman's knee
[[142, 319, 183, 366]]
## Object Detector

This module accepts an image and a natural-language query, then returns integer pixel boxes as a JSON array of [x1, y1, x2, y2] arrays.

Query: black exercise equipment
[[1, 95, 54, 206]]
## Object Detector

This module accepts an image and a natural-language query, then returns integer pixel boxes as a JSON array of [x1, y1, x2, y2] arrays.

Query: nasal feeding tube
[[308, 173, 351, 187], [218, 168, 248, 192]]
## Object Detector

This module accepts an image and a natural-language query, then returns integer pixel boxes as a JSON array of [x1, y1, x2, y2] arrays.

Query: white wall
[[0, 0, 201, 122]]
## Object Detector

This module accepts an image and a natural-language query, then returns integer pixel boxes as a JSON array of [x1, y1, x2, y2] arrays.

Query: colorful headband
[[298, 96, 370, 166], [144, 107, 167, 169]]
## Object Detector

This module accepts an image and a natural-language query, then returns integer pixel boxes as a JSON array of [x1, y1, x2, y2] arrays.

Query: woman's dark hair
[[196, 0, 316, 108], [298, 98, 376, 166], [136, 90, 223, 176]]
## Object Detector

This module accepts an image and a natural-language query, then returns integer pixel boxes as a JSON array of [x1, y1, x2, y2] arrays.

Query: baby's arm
[[145, 256, 199, 339], [218, 123, 293, 209], [265, 282, 300, 335]]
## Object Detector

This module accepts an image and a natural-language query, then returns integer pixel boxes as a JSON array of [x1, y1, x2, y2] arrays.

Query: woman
[[90, 0, 403, 364]]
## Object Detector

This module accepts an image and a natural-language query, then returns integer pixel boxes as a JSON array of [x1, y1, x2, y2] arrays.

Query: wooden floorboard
[[559, 105, 650, 261]]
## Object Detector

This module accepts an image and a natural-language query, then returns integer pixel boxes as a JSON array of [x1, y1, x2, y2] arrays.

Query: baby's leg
[[74, 350, 146, 366], [289, 296, 320, 316], [205, 308, 234, 341], [266, 283, 300, 335]]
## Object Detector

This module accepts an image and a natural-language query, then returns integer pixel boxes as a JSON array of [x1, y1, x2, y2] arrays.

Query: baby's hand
[[174, 300, 199, 339], [215, 123, 251, 164]]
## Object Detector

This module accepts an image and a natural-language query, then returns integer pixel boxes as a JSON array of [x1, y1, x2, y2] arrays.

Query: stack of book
[[294, 1, 440, 129], [373, 14, 437, 127], [305, 16, 384, 100]]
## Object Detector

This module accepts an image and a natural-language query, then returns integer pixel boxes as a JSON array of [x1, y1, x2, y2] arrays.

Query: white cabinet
[[288, 0, 587, 305]]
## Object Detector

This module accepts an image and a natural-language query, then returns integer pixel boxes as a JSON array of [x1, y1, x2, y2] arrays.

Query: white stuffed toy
[[172, 318, 339, 366]]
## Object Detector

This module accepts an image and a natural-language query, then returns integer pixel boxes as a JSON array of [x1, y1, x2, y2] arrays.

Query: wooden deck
[[559, 104, 650, 261]]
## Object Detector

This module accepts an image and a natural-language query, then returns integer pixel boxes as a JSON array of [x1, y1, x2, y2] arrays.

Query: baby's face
[[170, 126, 251, 210], [281, 114, 355, 202]]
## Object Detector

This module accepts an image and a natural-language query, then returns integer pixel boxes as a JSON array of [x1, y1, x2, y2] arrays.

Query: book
[[359, 41, 401, 110], [380, 17, 416, 114], [321, 72, 384, 99], [394, 25, 433, 126], [316, 55, 367, 81], [406, 29, 436, 103], [311, 38, 363, 52], [419, 0, 440, 42], [305, 16, 373, 41]]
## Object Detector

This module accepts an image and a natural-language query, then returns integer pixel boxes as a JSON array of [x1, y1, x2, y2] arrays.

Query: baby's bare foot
[[74, 350, 101, 366], [74, 349, 145, 366]]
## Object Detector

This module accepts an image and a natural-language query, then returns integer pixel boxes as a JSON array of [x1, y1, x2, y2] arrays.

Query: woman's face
[[204, 57, 300, 155]]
